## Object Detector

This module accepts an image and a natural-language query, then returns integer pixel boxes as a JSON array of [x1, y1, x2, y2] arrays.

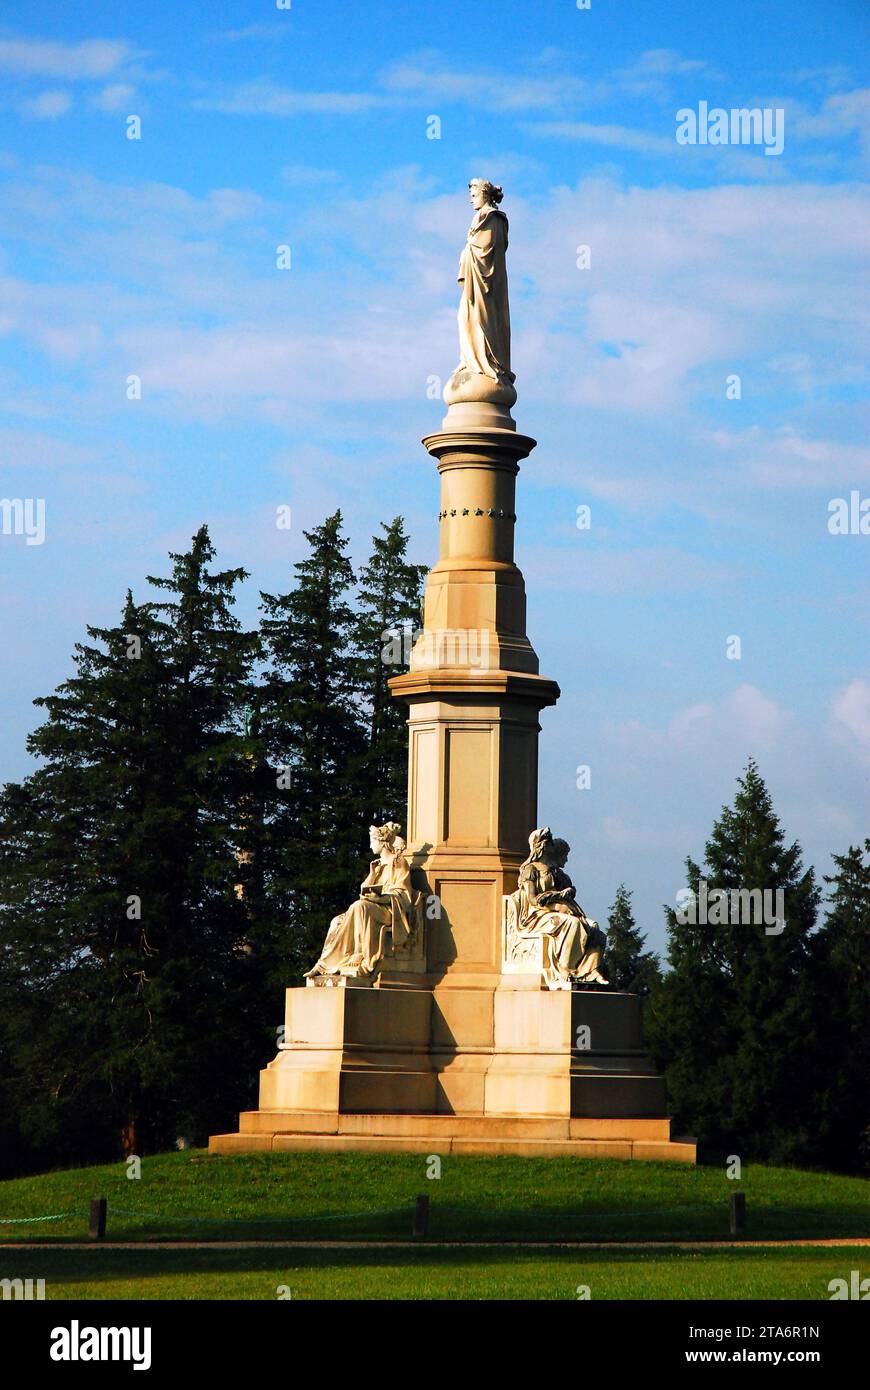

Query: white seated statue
[[503, 827, 608, 989], [304, 822, 421, 985]]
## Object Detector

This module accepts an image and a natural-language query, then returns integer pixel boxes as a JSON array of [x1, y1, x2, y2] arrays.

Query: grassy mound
[[1, 1150, 867, 1244]]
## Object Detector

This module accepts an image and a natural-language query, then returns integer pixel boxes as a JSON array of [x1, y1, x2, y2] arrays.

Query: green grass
[[1, 1245, 865, 1299], [1, 1150, 867, 1244]]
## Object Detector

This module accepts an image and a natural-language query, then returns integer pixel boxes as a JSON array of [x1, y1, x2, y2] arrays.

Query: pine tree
[[605, 884, 661, 995], [0, 529, 264, 1170], [354, 517, 427, 828], [813, 840, 870, 1172], [259, 511, 367, 975], [646, 849, 738, 1156], [647, 761, 821, 1164]]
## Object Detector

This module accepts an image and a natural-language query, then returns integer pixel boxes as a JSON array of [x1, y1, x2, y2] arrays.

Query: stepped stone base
[[210, 1110, 695, 1161], [209, 985, 696, 1163]]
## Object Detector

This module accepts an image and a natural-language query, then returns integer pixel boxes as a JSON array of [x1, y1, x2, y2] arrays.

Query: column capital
[[422, 428, 537, 464]]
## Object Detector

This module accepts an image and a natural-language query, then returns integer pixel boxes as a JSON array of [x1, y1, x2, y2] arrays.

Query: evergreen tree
[[259, 511, 367, 975], [646, 848, 737, 1156], [0, 529, 263, 1170], [813, 840, 870, 1172], [354, 517, 427, 828], [647, 761, 821, 1164], [605, 884, 661, 995]]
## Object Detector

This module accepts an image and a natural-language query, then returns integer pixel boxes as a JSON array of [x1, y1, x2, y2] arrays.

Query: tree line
[[0, 519, 866, 1176], [0, 514, 425, 1173]]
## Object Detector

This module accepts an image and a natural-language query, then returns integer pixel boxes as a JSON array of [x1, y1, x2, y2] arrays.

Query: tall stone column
[[389, 419, 559, 990]]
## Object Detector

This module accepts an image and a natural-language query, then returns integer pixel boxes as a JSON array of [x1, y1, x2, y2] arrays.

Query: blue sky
[[0, 0, 868, 949]]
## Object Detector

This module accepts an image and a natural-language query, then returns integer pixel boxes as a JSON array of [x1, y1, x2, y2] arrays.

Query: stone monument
[[210, 180, 695, 1161]]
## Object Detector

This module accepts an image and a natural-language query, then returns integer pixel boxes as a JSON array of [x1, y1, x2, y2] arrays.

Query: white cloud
[[831, 679, 870, 766], [93, 83, 135, 113], [524, 120, 674, 155], [381, 55, 588, 112], [791, 88, 870, 150], [220, 24, 291, 43], [612, 685, 789, 756], [0, 38, 133, 79], [706, 425, 870, 488], [21, 90, 72, 120], [611, 48, 718, 98], [192, 78, 387, 116]]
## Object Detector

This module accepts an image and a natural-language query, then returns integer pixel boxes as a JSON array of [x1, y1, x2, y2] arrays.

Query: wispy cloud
[[92, 83, 136, 113], [381, 54, 589, 111], [219, 24, 293, 43], [706, 426, 870, 488], [0, 37, 135, 79], [20, 89, 72, 120], [192, 78, 389, 116], [611, 47, 720, 98], [522, 120, 674, 155], [831, 679, 870, 766]]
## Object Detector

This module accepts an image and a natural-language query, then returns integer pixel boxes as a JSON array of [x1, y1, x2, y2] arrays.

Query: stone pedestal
[[210, 984, 693, 1160]]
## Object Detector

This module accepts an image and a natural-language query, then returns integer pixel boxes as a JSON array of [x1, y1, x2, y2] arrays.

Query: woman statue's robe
[[456, 206, 513, 383], [516, 859, 606, 984], [306, 849, 415, 979]]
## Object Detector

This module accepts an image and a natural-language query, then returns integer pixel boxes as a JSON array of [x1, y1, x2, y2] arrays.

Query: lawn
[[1, 1150, 867, 1244], [2, 1244, 867, 1300]]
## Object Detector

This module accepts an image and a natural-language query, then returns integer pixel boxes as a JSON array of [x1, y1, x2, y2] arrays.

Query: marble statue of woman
[[516, 827, 609, 986], [304, 822, 415, 982], [452, 178, 515, 389]]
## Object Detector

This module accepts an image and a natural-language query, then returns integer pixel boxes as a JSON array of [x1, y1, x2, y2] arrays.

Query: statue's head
[[527, 826, 552, 861], [369, 821, 402, 854], [549, 838, 570, 869], [468, 178, 504, 211]]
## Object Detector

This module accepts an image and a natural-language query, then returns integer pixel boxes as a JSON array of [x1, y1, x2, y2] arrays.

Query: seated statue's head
[[369, 821, 402, 855], [527, 826, 552, 862], [549, 838, 571, 869], [469, 178, 504, 211]]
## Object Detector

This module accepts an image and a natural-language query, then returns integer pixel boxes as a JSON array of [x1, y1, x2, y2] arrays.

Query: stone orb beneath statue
[[443, 368, 517, 431]]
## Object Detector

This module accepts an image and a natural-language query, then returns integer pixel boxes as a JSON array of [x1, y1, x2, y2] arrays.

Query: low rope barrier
[[1, 1201, 720, 1229], [0, 1212, 79, 1225]]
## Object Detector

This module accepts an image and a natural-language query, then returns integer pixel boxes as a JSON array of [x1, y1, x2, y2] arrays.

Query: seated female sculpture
[[304, 822, 415, 982], [515, 827, 609, 986]]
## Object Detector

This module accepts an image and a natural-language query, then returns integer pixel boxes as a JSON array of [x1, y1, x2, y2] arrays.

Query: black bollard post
[[413, 1194, 429, 1240], [89, 1197, 107, 1241], [729, 1191, 746, 1236]]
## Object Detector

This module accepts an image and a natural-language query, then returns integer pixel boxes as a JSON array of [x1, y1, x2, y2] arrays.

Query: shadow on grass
[[1, 1243, 864, 1303]]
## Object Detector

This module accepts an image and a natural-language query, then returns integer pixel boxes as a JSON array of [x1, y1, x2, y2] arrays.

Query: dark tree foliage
[[354, 517, 427, 827], [0, 529, 266, 1173], [812, 840, 870, 1172], [646, 761, 822, 1166], [258, 512, 369, 977], [605, 884, 661, 996]]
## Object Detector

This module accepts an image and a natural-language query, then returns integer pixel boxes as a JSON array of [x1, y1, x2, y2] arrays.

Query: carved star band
[[438, 508, 517, 521]]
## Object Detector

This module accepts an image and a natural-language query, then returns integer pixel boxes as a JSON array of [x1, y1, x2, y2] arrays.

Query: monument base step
[[208, 1111, 696, 1162], [209, 1129, 695, 1162], [237, 1109, 671, 1140]]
